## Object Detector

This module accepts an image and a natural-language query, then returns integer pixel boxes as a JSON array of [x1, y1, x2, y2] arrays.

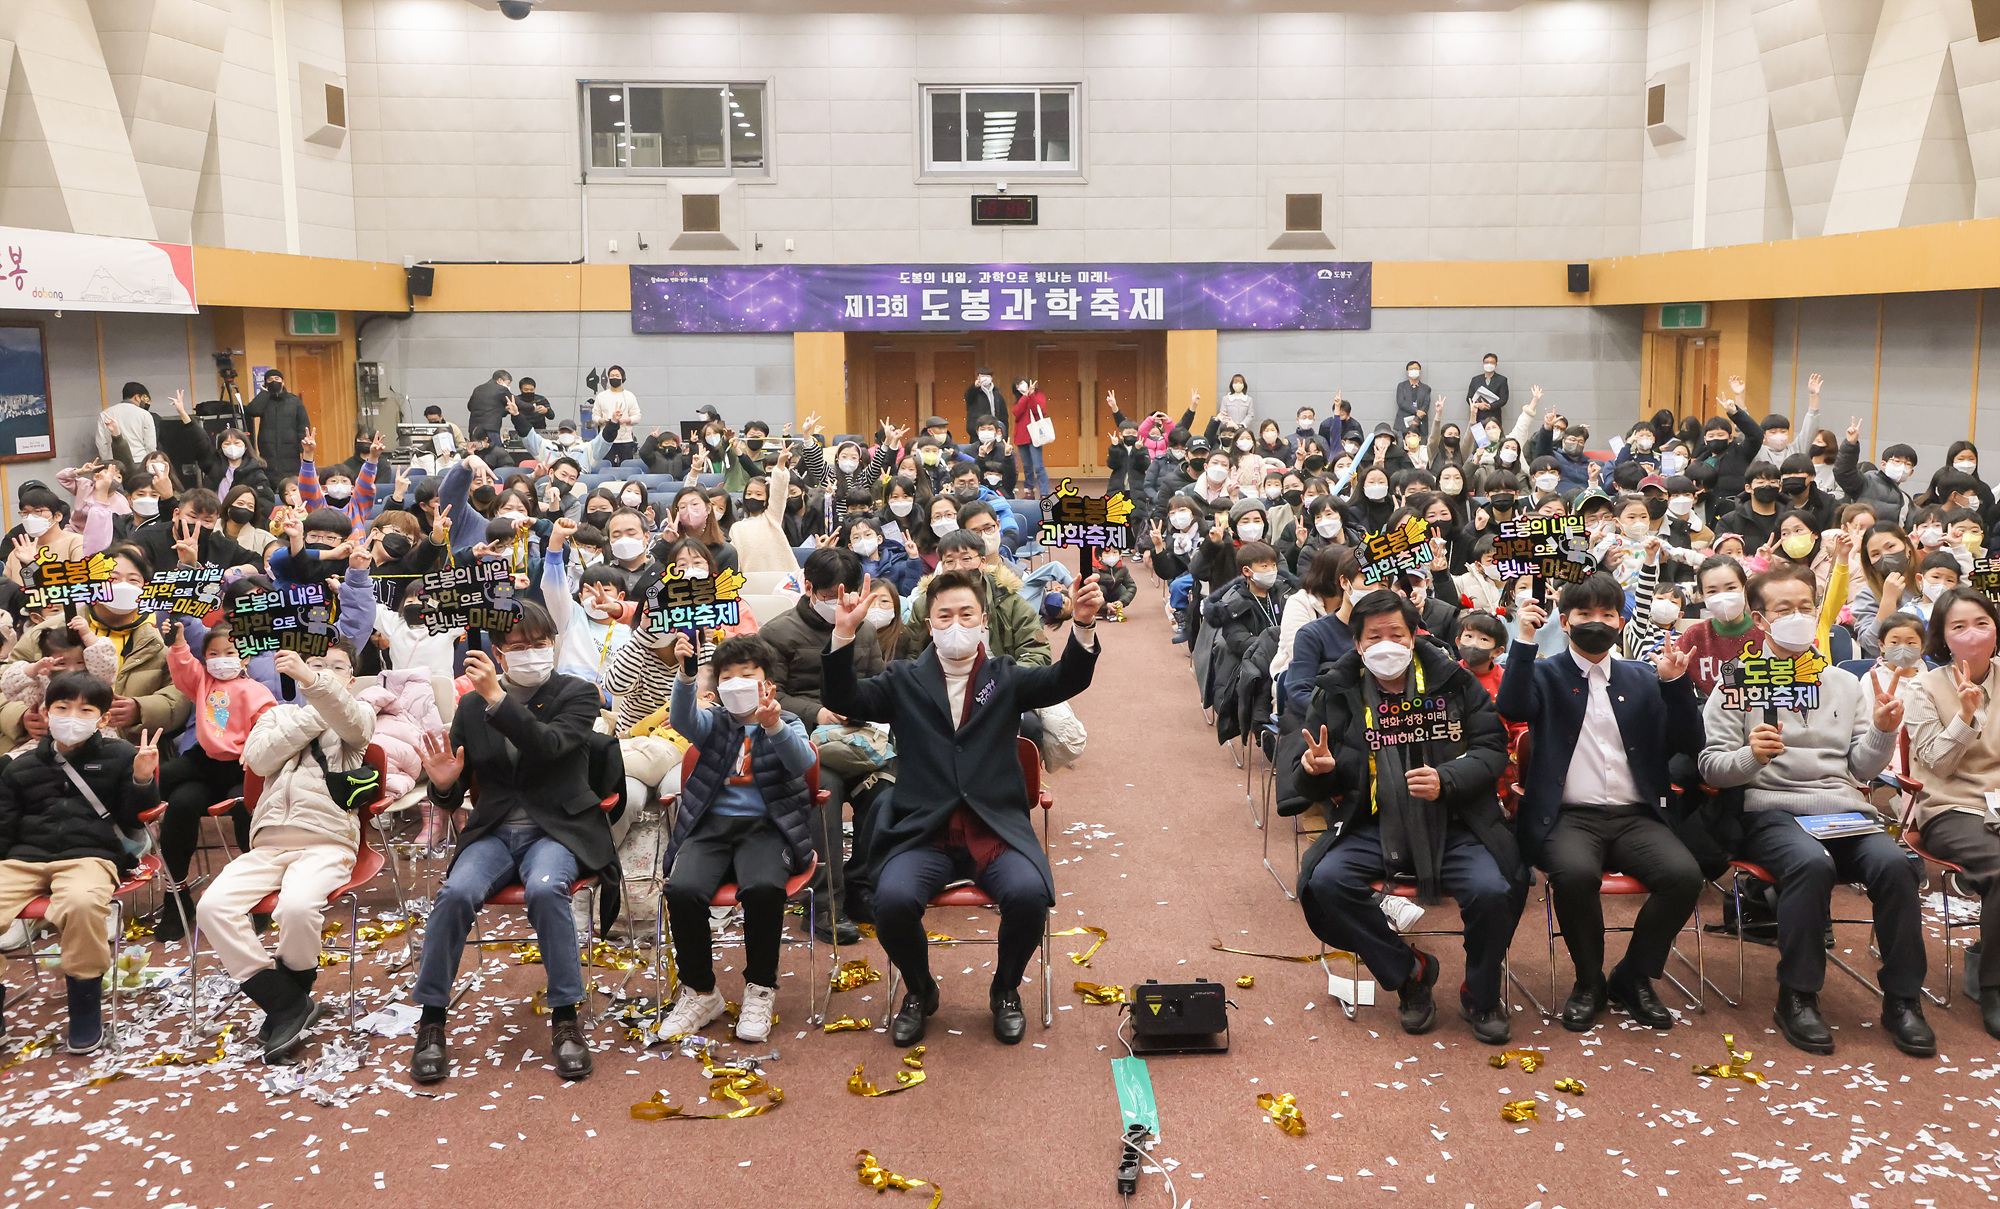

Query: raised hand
[[664, 631, 695, 668], [131, 729, 161, 782], [418, 729, 465, 788], [1955, 660, 1986, 723], [1846, 416, 1862, 444], [753, 680, 783, 731], [549, 516, 578, 550], [1829, 528, 1853, 563], [1728, 374, 1746, 396], [831, 574, 874, 640], [1882, 571, 1907, 607], [464, 649, 503, 705], [1808, 372, 1824, 396], [300, 427, 316, 459], [1748, 721, 1785, 765], [1516, 596, 1548, 642], [103, 414, 121, 438], [172, 518, 200, 566], [430, 513, 451, 545], [369, 432, 386, 458], [1299, 726, 1336, 775], [170, 389, 189, 420], [1872, 676, 1906, 732], [272, 648, 314, 684], [1653, 644, 1689, 682]]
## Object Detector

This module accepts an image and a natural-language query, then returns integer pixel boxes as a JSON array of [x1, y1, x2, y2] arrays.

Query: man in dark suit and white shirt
[[963, 367, 1004, 441], [466, 370, 514, 438], [822, 568, 1103, 1047], [1467, 353, 1509, 427]]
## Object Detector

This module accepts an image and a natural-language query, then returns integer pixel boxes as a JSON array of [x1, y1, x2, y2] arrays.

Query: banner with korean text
[[630, 262, 1371, 333]]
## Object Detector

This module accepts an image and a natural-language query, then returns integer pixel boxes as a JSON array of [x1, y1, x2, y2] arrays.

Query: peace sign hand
[[1873, 675, 1907, 733], [1846, 416, 1862, 444], [1299, 726, 1336, 775], [300, 427, 316, 459], [131, 729, 162, 784], [752, 681, 784, 731], [1955, 660, 1985, 723], [1654, 644, 1689, 682]]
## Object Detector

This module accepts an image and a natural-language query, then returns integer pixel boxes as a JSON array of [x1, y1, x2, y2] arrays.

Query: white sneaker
[[735, 983, 777, 1043], [0, 918, 34, 952], [1378, 895, 1426, 934], [655, 984, 726, 1040]]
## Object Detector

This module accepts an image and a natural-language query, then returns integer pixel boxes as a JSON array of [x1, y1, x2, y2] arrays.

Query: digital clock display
[[970, 195, 1038, 226]]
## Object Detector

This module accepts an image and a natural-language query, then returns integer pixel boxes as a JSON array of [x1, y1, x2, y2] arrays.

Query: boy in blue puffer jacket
[[654, 632, 817, 1045]]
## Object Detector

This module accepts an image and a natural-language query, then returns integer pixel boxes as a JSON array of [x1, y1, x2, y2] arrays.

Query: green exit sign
[[1659, 303, 1708, 330], [288, 309, 337, 336]]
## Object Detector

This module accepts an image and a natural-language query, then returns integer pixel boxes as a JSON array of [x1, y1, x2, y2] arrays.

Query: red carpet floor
[[4, 553, 1999, 1209]]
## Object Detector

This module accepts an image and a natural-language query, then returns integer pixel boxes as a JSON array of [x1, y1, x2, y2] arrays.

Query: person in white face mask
[[540, 517, 634, 687], [1291, 588, 1523, 1045], [193, 642, 375, 1065], [1697, 564, 1934, 1059], [1500, 572, 1704, 1036], [153, 621, 279, 942], [3, 488, 83, 587], [821, 565, 1104, 1049], [652, 630, 819, 1046], [410, 601, 614, 1088]]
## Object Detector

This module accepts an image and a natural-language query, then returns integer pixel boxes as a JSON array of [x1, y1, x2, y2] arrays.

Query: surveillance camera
[[995, 181, 1008, 193], [497, 0, 534, 18]]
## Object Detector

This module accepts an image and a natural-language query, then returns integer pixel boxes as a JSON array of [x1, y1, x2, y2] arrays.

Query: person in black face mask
[[1716, 463, 1785, 553], [1496, 571, 1706, 1034]]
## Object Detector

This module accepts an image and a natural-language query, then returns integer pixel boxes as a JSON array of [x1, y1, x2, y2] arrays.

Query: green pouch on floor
[[1111, 1055, 1159, 1137]]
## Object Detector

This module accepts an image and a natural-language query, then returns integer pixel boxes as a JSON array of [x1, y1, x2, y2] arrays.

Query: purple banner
[[629, 262, 1371, 333]]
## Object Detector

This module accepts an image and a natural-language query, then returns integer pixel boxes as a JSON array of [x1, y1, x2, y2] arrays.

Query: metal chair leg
[[1927, 864, 1954, 1009]]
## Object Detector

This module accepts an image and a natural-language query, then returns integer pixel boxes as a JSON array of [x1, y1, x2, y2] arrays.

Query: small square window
[[1647, 83, 1667, 127], [682, 194, 721, 233], [1285, 194, 1323, 232]]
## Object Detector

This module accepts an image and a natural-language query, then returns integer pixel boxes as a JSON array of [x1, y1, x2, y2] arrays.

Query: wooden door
[[873, 350, 920, 443], [933, 349, 979, 435], [1032, 348, 1081, 472], [277, 342, 350, 453], [1092, 347, 1140, 473], [1676, 335, 1721, 425]]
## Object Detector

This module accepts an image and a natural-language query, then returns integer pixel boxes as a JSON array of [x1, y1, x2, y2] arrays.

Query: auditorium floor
[[4, 557, 1999, 1209]]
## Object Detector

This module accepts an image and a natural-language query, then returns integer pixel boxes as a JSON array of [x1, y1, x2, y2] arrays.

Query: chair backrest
[[433, 675, 459, 725], [741, 571, 793, 596], [740, 593, 790, 627], [242, 742, 392, 821], [1016, 736, 1045, 809], [695, 473, 724, 490]]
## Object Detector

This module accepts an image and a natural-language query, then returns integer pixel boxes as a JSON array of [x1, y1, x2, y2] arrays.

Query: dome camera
[[497, 0, 535, 18]]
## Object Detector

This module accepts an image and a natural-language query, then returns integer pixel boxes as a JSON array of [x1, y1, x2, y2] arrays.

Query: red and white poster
[[0, 226, 197, 315]]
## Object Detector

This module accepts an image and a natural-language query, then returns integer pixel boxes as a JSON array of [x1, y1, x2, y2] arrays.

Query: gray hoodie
[[1698, 655, 1894, 815]]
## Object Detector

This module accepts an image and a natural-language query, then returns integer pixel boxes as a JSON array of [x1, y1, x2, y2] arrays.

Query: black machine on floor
[[1127, 978, 1231, 1055]]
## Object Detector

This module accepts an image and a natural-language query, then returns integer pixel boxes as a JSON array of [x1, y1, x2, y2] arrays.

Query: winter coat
[[899, 563, 1051, 667], [1201, 573, 1296, 741], [355, 667, 444, 798], [1833, 439, 1913, 523], [240, 670, 377, 847], [859, 540, 925, 598], [0, 612, 189, 749], [0, 734, 158, 874], [759, 594, 887, 723]]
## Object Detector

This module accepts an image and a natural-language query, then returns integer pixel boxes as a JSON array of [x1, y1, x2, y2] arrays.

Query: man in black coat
[[964, 367, 1004, 441], [247, 370, 309, 479], [1284, 591, 1521, 1045], [466, 370, 514, 438], [134, 488, 260, 574], [1496, 573, 1705, 1033], [1466, 354, 1509, 427], [1396, 361, 1433, 437], [514, 376, 553, 430], [410, 602, 615, 1085], [822, 568, 1103, 1048]]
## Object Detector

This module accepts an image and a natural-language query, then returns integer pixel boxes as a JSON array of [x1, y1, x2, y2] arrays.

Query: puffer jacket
[[0, 611, 190, 748], [898, 563, 1051, 667], [0, 734, 158, 874], [355, 667, 442, 797], [239, 669, 376, 847]]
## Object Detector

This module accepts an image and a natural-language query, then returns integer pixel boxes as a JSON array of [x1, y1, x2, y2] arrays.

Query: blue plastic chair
[[695, 473, 724, 490]]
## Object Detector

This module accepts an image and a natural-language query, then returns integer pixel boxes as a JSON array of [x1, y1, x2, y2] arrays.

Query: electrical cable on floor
[[1110, 1006, 1186, 1208]]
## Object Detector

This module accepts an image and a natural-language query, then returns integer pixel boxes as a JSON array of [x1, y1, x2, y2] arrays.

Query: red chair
[[1884, 733, 1957, 1008], [1335, 877, 1535, 1022], [884, 738, 1058, 1030], [1724, 858, 1884, 1004], [183, 745, 392, 1043], [4, 854, 163, 1056], [1537, 872, 1707, 1020], [652, 745, 828, 1027]]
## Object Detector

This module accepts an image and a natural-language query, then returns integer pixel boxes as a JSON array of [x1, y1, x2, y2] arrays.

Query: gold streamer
[[1257, 1091, 1306, 1137], [855, 1149, 942, 1209], [585, 940, 646, 971], [1692, 1033, 1768, 1088], [1, 1032, 59, 1069], [1488, 1049, 1544, 1074], [123, 918, 155, 940], [1235, 975, 1255, 989], [848, 1047, 927, 1097], [823, 1015, 873, 1033], [1554, 1077, 1587, 1096], [830, 957, 883, 993], [630, 1053, 785, 1120], [1052, 925, 1107, 967], [1210, 939, 1356, 964], [854, 923, 956, 945], [1073, 982, 1128, 1005], [1500, 1099, 1539, 1123]]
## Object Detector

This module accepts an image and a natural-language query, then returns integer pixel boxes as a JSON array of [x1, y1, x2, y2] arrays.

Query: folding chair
[[885, 738, 1057, 1028], [136, 766, 249, 937], [1537, 872, 1705, 1019], [651, 746, 828, 1024], [1337, 876, 1537, 1021], [1902, 826, 1969, 1009], [183, 745, 392, 1043], [3, 854, 162, 1056], [1724, 858, 1884, 1003]]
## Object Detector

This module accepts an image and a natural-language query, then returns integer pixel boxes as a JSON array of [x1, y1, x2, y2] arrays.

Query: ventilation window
[[1285, 193, 1323, 232], [682, 194, 721, 232], [1647, 83, 1666, 128], [325, 84, 347, 129]]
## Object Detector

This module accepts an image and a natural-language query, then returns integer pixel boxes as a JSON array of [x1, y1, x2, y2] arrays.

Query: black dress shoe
[[551, 1019, 594, 1080], [1981, 987, 2000, 1041], [1881, 995, 1936, 1058], [1397, 948, 1439, 1035], [1774, 986, 1834, 1055], [991, 989, 1027, 1045], [1607, 965, 1673, 1030], [1459, 990, 1511, 1046], [814, 911, 861, 946], [1561, 977, 1607, 1032], [891, 985, 938, 1048], [410, 1021, 451, 1084], [153, 890, 196, 943]]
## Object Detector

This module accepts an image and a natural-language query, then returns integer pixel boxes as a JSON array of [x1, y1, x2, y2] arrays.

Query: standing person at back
[[97, 382, 160, 465], [594, 366, 642, 465], [1467, 355, 1508, 427], [248, 369, 310, 480], [1397, 361, 1433, 437], [1011, 377, 1052, 498], [964, 368, 1003, 442], [465, 370, 514, 438]]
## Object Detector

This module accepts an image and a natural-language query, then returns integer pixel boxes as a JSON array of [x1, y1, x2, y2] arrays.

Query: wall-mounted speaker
[[406, 265, 435, 297], [1567, 263, 1590, 294]]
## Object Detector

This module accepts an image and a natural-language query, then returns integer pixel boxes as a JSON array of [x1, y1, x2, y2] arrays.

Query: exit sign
[[288, 309, 337, 336], [1659, 303, 1708, 329]]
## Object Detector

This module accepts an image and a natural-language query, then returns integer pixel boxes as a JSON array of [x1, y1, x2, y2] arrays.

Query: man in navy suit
[[822, 568, 1103, 1048], [1497, 568, 1706, 1032]]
